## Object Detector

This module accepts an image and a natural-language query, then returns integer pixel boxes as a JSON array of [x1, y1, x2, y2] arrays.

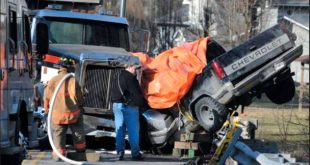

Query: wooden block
[[172, 148, 182, 157], [180, 133, 186, 141], [174, 141, 198, 150], [180, 133, 189, 141], [180, 133, 212, 142], [188, 149, 195, 158]]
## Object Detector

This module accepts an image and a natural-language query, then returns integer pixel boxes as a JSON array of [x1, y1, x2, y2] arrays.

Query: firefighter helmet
[[58, 57, 73, 68]]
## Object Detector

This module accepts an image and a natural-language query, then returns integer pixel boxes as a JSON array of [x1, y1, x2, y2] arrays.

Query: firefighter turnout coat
[[44, 68, 83, 124]]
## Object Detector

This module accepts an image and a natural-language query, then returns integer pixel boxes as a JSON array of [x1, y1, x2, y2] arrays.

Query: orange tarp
[[131, 37, 209, 109]]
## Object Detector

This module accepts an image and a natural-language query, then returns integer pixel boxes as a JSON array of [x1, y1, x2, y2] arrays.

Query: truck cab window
[[9, 7, 17, 53], [44, 17, 130, 51], [23, 14, 31, 53], [85, 23, 129, 51], [22, 12, 33, 76], [49, 21, 83, 44]]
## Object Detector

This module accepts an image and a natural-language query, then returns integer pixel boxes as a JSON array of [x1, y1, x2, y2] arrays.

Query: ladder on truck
[[186, 112, 304, 165]]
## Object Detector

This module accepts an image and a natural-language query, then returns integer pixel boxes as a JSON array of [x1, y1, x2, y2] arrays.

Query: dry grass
[[239, 106, 309, 162]]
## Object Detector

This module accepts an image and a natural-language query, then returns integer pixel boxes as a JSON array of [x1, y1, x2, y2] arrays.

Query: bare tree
[[152, 0, 184, 53], [206, 0, 266, 48], [123, 0, 183, 54]]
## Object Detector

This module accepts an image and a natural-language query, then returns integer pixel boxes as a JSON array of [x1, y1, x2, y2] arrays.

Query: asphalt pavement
[[22, 149, 190, 165]]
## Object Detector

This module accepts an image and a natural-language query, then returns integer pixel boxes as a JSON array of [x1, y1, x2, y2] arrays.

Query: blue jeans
[[112, 103, 140, 157]]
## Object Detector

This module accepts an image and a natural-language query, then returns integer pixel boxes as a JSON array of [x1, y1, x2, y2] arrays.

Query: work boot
[[131, 153, 144, 161], [118, 151, 124, 161], [52, 154, 62, 162], [52, 149, 66, 162]]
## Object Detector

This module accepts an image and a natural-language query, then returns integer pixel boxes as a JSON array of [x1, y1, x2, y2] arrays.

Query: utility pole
[[120, 0, 126, 17]]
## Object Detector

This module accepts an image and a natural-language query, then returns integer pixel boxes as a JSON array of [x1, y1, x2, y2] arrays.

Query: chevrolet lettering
[[224, 34, 290, 75]]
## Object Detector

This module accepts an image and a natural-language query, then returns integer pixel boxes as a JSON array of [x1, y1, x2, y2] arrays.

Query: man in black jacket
[[111, 61, 148, 161]]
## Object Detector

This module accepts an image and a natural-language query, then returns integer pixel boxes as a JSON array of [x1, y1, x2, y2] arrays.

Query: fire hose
[[47, 73, 100, 165]]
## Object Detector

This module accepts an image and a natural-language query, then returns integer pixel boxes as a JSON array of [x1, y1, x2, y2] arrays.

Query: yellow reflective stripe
[[52, 109, 80, 124], [52, 109, 80, 117]]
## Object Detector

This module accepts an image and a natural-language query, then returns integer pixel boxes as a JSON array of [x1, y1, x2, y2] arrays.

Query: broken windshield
[[45, 17, 130, 51]]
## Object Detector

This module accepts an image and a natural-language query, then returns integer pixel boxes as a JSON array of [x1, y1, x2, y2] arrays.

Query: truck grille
[[83, 65, 122, 110]]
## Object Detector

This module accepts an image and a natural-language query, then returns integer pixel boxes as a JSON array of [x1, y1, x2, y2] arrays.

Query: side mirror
[[36, 23, 49, 55], [130, 29, 150, 53]]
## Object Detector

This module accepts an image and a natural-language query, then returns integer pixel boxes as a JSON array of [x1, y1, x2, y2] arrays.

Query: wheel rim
[[200, 105, 215, 126], [37, 120, 48, 140]]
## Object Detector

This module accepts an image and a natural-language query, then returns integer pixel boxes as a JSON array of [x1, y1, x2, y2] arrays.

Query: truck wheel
[[34, 109, 50, 150], [194, 97, 228, 133], [38, 134, 50, 150], [265, 76, 295, 104], [37, 123, 51, 150], [1, 153, 23, 165]]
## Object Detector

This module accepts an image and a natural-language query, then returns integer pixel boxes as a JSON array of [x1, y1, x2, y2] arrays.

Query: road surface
[[22, 149, 190, 165]]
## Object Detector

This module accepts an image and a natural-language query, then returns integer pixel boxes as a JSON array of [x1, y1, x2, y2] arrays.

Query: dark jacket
[[111, 70, 148, 108]]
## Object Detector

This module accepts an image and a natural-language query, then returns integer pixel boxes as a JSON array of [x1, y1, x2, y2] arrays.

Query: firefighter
[[44, 57, 86, 161]]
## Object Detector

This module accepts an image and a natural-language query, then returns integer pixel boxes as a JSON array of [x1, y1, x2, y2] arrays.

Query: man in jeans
[[111, 62, 148, 161]]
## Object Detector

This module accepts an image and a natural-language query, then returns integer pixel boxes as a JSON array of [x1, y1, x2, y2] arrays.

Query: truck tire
[[34, 116, 50, 150], [38, 135, 51, 150], [265, 76, 295, 104], [1, 153, 23, 165], [194, 97, 228, 133]]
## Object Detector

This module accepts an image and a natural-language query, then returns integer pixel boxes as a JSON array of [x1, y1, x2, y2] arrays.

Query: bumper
[[215, 44, 303, 104], [83, 115, 115, 135]]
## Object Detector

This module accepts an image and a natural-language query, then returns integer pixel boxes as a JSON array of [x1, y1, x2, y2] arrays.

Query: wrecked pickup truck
[[32, 12, 302, 153], [178, 21, 303, 133], [142, 20, 303, 152]]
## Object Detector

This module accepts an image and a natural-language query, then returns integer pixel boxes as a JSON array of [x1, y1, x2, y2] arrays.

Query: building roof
[[272, 0, 309, 7], [39, 0, 100, 3]]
